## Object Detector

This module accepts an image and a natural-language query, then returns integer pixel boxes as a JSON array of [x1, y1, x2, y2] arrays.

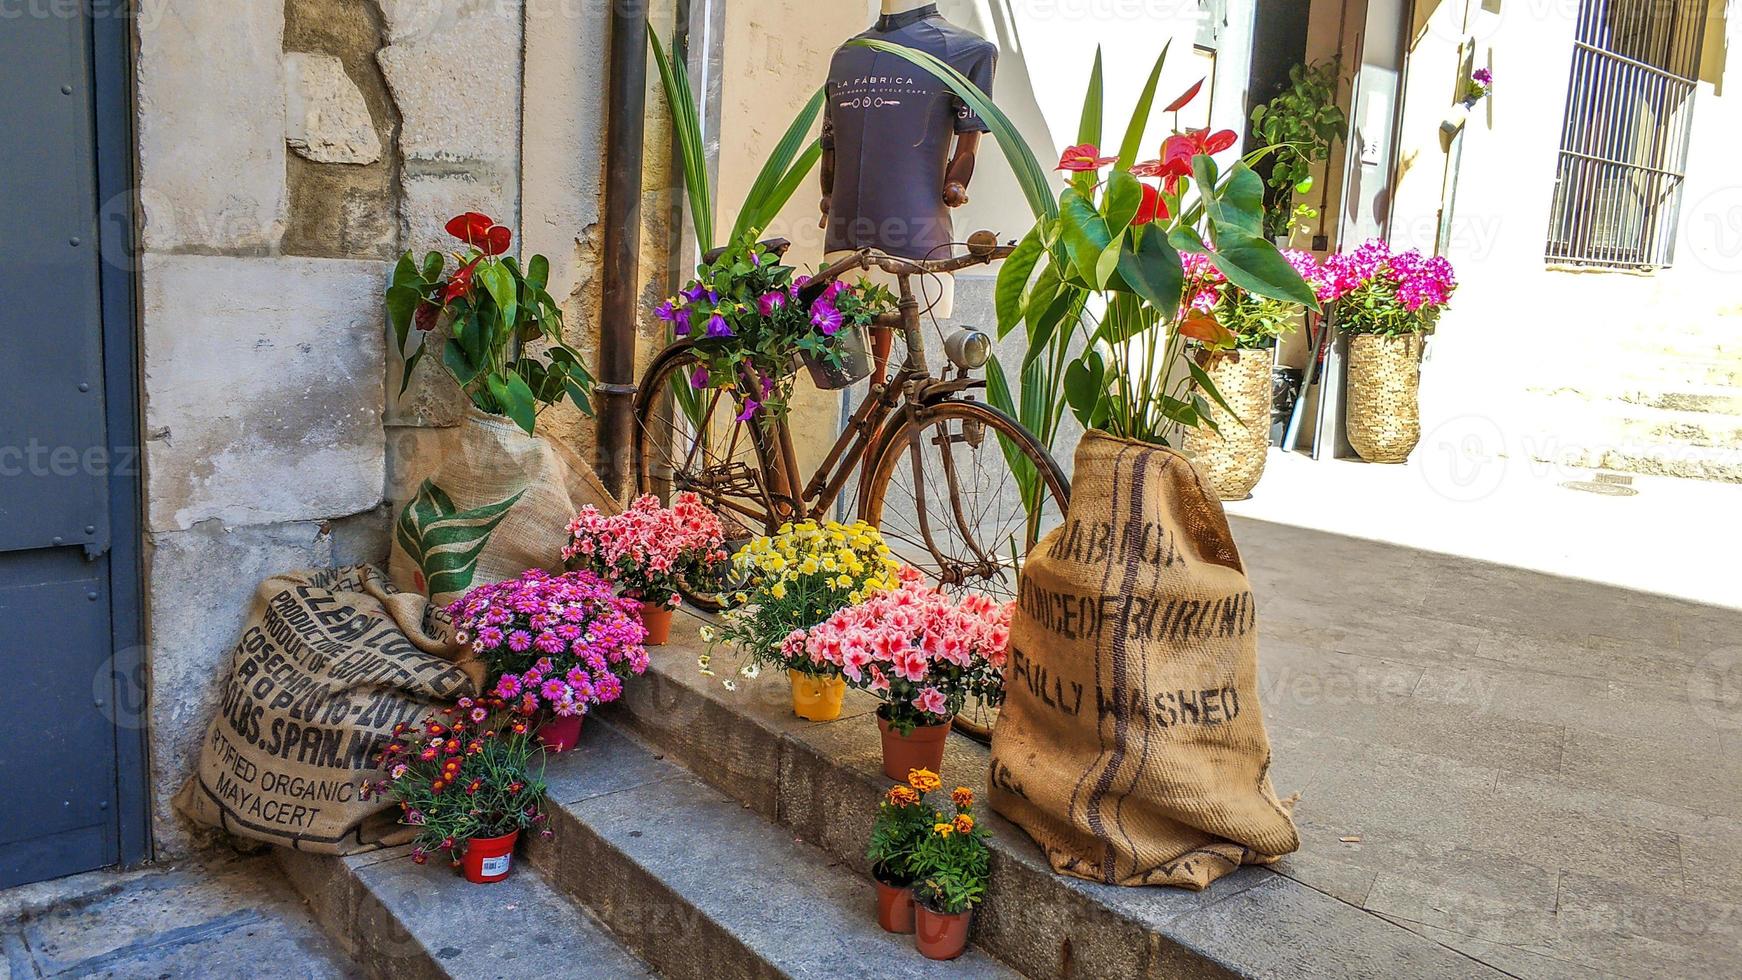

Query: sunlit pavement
[[1230, 481, 1741, 976]]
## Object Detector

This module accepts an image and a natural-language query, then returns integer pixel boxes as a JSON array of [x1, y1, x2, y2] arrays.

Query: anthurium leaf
[[527, 254, 550, 291], [420, 250, 445, 282], [391, 254, 421, 289], [1116, 41, 1171, 170], [1208, 232, 1320, 309], [1169, 226, 1210, 254], [1064, 351, 1105, 426], [398, 346, 424, 398], [1104, 170, 1144, 235], [478, 262, 518, 329], [1117, 225, 1183, 321], [1059, 188, 1110, 283], [490, 372, 538, 434], [386, 284, 422, 348], [996, 227, 1043, 338], [440, 336, 480, 386], [1094, 240, 1124, 290], [1202, 159, 1265, 239]]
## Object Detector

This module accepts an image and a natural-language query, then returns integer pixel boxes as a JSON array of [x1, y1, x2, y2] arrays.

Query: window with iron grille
[[1544, 0, 1705, 269]]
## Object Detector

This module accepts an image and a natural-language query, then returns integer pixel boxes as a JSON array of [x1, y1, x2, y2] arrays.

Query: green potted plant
[[909, 779, 990, 961], [368, 696, 550, 883], [866, 770, 940, 934], [1249, 60, 1345, 241], [386, 212, 594, 435]]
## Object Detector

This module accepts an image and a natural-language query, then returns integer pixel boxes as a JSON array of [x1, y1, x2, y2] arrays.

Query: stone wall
[[135, 0, 635, 858]]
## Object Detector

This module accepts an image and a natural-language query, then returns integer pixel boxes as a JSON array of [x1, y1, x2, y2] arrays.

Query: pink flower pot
[[536, 713, 584, 753]]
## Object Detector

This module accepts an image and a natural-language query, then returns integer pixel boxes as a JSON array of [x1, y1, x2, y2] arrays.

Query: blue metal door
[[0, 5, 147, 887]]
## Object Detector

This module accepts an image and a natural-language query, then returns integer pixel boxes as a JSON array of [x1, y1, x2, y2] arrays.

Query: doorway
[[0, 4, 149, 887]]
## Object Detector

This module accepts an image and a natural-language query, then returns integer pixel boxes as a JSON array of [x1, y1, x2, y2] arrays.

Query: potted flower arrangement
[[563, 492, 727, 645], [867, 768, 945, 934], [447, 568, 649, 752], [803, 569, 1011, 780], [699, 519, 900, 721], [1179, 249, 1324, 499], [1461, 67, 1492, 107], [386, 212, 594, 435], [909, 778, 989, 961], [366, 695, 550, 883], [657, 236, 898, 419], [1320, 240, 1457, 462]]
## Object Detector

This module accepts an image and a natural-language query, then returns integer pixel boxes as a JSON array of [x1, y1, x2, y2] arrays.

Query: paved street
[[1239, 515, 1741, 978], [1, 854, 354, 980]]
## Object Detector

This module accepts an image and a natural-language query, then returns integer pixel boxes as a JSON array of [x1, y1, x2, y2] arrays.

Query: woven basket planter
[[1183, 348, 1274, 500], [1346, 333, 1424, 463]]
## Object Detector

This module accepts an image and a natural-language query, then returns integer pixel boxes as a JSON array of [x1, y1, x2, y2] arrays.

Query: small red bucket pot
[[462, 831, 519, 884], [537, 713, 585, 753]]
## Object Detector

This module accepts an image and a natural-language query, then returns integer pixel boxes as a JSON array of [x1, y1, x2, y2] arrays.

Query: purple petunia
[[689, 365, 710, 389], [705, 313, 733, 338], [811, 301, 843, 336], [757, 291, 787, 317]]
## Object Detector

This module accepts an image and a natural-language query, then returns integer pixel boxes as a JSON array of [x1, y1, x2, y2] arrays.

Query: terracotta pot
[[788, 670, 846, 722], [638, 602, 673, 645], [461, 830, 519, 884], [536, 713, 584, 753], [870, 325, 895, 382], [1346, 333, 1424, 463], [878, 714, 949, 782], [874, 877, 916, 934], [914, 903, 972, 961]]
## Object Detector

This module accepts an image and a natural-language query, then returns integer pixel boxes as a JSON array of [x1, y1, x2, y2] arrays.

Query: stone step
[[526, 721, 1022, 979], [1519, 392, 1742, 450], [598, 613, 1509, 980], [1618, 384, 1742, 416], [276, 842, 656, 980], [1541, 352, 1742, 390]]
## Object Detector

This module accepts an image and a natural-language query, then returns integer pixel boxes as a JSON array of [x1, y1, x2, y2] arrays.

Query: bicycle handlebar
[[801, 231, 1016, 300]]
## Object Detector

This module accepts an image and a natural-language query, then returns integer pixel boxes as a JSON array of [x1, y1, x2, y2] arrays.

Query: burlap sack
[[175, 566, 484, 854], [989, 430, 1298, 889], [389, 407, 616, 608]]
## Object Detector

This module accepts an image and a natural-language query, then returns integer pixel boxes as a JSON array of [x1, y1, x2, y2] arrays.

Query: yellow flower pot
[[788, 670, 847, 722]]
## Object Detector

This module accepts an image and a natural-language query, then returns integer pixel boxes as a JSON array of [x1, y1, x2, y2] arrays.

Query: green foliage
[[867, 782, 935, 886], [386, 245, 593, 436], [908, 791, 990, 915], [1249, 60, 1345, 238], [1216, 289, 1300, 349]]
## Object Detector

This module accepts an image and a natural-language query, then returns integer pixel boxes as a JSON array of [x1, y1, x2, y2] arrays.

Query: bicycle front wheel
[[858, 398, 1070, 740]]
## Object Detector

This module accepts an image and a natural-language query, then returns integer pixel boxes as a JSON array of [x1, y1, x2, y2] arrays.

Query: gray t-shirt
[[822, 6, 996, 260]]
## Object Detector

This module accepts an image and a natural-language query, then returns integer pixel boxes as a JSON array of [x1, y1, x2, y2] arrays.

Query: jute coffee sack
[[390, 407, 617, 607], [989, 430, 1297, 889], [176, 565, 485, 854]]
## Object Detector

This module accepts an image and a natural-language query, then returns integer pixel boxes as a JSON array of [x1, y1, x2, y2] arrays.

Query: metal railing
[[1544, 0, 1705, 269]]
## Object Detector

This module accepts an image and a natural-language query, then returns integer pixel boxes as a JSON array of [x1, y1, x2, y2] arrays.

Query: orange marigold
[[954, 814, 975, 835], [933, 822, 956, 837], [907, 768, 941, 794], [951, 786, 974, 808], [887, 785, 920, 807]]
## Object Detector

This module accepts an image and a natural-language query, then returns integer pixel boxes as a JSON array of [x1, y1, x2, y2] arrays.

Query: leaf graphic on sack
[[393, 480, 525, 598]]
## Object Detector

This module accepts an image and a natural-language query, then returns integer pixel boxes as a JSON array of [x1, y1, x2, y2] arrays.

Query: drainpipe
[[597, 0, 650, 499]]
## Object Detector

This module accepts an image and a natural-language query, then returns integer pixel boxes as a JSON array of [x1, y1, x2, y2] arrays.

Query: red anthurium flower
[[1056, 143, 1117, 172], [444, 211, 514, 256], [1132, 182, 1169, 226], [443, 257, 481, 304], [446, 211, 493, 244], [1164, 78, 1205, 113]]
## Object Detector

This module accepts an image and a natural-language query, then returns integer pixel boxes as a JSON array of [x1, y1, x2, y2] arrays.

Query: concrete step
[[598, 612, 1509, 980], [276, 842, 656, 980], [1620, 384, 1742, 416], [1519, 392, 1742, 449], [1543, 352, 1742, 390], [526, 721, 1022, 979]]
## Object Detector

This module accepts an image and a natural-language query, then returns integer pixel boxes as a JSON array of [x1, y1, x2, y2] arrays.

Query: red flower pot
[[874, 878, 915, 934], [878, 714, 950, 782], [870, 325, 894, 382], [461, 830, 519, 884], [638, 602, 673, 646], [914, 903, 972, 960], [536, 713, 584, 753]]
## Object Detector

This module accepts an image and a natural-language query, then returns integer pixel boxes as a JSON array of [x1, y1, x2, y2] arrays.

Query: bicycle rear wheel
[[632, 343, 781, 609], [858, 398, 1070, 741]]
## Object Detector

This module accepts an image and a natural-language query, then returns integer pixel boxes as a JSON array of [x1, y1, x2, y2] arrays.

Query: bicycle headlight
[[943, 328, 992, 371]]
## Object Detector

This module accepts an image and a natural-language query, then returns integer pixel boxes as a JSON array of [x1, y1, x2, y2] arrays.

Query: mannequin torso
[[818, 3, 996, 317]]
